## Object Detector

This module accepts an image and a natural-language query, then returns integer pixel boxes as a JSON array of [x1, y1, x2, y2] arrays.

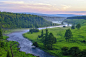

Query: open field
[[23, 25, 86, 57]]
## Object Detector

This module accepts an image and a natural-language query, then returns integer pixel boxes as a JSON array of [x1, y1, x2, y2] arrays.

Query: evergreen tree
[[47, 33, 56, 49], [41, 30, 43, 37], [0, 27, 3, 39], [42, 29, 57, 49], [76, 24, 81, 29], [64, 29, 73, 42], [0, 26, 3, 47], [44, 28, 48, 47], [71, 25, 75, 29], [7, 51, 10, 57]]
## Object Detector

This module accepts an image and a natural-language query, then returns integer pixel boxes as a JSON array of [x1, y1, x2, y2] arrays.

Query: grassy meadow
[[23, 25, 86, 57]]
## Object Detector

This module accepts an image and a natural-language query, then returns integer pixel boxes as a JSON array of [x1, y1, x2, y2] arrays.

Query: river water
[[7, 25, 65, 57]]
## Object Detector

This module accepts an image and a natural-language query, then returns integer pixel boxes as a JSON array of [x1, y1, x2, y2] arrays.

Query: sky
[[0, 0, 86, 15]]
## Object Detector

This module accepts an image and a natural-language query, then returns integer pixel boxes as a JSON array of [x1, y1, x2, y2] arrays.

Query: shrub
[[61, 47, 69, 55], [29, 29, 39, 34], [33, 42, 38, 47]]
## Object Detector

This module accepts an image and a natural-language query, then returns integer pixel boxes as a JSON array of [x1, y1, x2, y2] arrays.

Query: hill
[[23, 12, 83, 17], [0, 12, 53, 29], [67, 16, 86, 20], [63, 16, 86, 25]]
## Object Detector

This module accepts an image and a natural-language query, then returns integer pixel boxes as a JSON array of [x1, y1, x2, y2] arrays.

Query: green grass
[[23, 25, 86, 57], [0, 36, 36, 57]]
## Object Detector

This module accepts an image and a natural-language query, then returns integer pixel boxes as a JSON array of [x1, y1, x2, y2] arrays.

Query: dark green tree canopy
[[0, 12, 53, 28], [0, 26, 3, 39], [76, 24, 81, 29], [41, 29, 57, 50], [64, 29, 73, 42], [71, 25, 75, 29]]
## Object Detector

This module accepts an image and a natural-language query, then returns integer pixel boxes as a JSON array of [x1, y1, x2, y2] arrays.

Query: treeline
[[61, 46, 86, 57], [67, 16, 86, 19], [0, 12, 53, 29]]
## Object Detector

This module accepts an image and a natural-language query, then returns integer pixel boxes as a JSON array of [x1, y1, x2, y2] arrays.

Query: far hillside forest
[[64, 16, 86, 25], [0, 12, 55, 29]]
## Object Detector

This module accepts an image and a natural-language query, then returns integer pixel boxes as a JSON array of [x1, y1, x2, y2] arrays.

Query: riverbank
[[0, 35, 36, 57], [3, 28, 29, 34], [23, 26, 86, 57], [23, 27, 71, 57]]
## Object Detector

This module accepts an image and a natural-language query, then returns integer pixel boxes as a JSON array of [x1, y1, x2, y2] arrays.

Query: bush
[[69, 47, 81, 56], [29, 29, 39, 34], [61, 47, 69, 51], [78, 49, 86, 57], [63, 26, 66, 28], [61, 47, 69, 55], [33, 42, 38, 47], [71, 25, 75, 29]]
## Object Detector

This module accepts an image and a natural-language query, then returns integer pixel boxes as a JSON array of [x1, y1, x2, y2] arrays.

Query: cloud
[[62, 5, 71, 10], [0, 1, 59, 13]]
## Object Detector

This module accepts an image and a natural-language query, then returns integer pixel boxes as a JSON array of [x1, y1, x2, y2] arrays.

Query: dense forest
[[0, 12, 53, 29], [63, 16, 86, 25], [67, 16, 86, 19]]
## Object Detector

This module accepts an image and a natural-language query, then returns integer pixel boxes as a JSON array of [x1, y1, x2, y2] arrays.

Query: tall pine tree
[[64, 29, 73, 42], [0, 26, 3, 39]]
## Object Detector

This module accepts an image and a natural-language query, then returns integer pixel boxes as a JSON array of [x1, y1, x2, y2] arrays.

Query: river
[[7, 25, 65, 57]]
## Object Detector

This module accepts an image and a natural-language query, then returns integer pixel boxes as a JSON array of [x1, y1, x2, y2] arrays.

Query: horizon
[[0, 0, 86, 15]]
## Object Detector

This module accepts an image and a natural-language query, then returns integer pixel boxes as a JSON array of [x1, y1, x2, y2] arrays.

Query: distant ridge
[[19, 12, 86, 17]]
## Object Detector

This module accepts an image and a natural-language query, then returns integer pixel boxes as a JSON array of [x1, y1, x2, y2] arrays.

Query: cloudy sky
[[0, 0, 86, 14]]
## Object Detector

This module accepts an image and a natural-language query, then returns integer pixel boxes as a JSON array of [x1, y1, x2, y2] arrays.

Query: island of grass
[[23, 25, 86, 57]]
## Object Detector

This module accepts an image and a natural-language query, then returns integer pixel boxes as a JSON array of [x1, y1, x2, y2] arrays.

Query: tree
[[64, 29, 73, 42], [71, 25, 75, 29], [41, 30, 43, 37], [69, 47, 81, 56], [33, 42, 38, 47], [61, 47, 69, 55], [29, 29, 39, 34], [7, 51, 10, 57], [76, 24, 81, 29], [43, 29, 48, 47], [0, 27, 3, 39], [47, 33, 56, 49], [0, 41, 4, 47], [78, 49, 86, 57], [40, 29, 57, 50], [0, 27, 3, 47]]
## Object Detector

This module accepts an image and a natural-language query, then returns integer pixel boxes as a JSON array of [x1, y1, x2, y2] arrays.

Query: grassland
[[23, 25, 86, 57]]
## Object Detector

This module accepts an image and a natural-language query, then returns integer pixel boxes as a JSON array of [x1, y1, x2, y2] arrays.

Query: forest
[[0, 12, 54, 29], [63, 16, 86, 25], [67, 16, 86, 20]]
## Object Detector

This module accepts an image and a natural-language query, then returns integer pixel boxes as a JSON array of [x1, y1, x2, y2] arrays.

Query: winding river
[[7, 25, 65, 57]]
